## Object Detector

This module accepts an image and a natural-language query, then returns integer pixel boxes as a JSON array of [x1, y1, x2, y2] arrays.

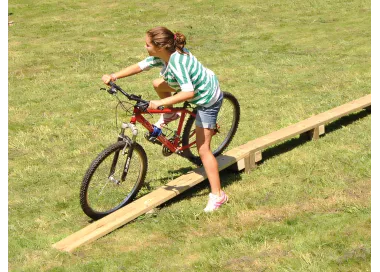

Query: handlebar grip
[[108, 81, 118, 89], [146, 101, 164, 110]]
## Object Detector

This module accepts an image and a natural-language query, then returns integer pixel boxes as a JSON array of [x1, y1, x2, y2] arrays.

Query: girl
[[102, 26, 228, 212]]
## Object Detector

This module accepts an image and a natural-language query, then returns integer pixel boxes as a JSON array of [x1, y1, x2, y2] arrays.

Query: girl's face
[[145, 35, 160, 57]]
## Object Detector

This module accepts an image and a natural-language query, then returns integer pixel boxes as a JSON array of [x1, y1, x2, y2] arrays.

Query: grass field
[[8, 0, 371, 271]]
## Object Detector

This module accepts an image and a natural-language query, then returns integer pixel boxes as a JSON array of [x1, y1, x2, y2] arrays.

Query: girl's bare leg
[[153, 78, 175, 100], [152, 78, 179, 127], [196, 126, 222, 197]]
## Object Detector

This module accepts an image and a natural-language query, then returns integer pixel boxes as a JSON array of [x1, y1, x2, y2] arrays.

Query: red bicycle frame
[[129, 107, 197, 154]]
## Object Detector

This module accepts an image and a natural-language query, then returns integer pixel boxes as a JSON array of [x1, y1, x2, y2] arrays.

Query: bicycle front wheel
[[182, 91, 240, 165], [80, 141, 148, 220]]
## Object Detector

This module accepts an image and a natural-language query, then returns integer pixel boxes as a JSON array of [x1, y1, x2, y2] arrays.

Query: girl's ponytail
[[173, 32, 187, 54], [147, 27, 188, 54]]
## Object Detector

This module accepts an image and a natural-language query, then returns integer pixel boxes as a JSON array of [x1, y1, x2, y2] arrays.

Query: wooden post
[[228, 159, 245, 172], [244, 150, 262, 173], [311, 125, 325, 140], [301, 125, 325, 140], [254, 150, 262, 164]]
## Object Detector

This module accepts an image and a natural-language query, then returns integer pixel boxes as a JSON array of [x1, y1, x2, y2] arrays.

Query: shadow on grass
[[145, 166, 194, 188], [160, 169, 242, 209], [260, 109, 370, 163]]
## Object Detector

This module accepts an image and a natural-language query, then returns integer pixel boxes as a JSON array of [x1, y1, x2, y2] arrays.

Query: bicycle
[[80, 82, 240, 220]]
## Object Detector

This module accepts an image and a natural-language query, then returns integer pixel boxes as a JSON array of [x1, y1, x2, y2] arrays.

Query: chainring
[[162, 138, 176, 157]]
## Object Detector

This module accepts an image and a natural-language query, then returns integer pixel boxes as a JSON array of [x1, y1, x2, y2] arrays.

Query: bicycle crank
[[162, 138, 176, 157]]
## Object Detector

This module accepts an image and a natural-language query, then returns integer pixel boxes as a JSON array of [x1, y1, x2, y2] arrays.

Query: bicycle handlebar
[[106, 81, 164, 111]]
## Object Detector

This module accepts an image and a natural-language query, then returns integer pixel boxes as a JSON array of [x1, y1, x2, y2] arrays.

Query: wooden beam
[[235, 94, 371, 160], [52, 94, 370, 252]]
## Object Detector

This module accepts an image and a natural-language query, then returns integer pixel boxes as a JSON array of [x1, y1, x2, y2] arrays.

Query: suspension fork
[[109, 122, 138, 183], [121, 122, 138, 181]]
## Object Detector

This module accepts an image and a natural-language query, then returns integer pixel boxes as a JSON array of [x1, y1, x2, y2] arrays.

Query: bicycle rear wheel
[[181, 91, 240, 165], [80, 141, 148, 220]]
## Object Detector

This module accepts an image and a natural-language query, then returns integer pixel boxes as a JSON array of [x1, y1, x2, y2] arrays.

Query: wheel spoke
[[80, 142, 147, 220]]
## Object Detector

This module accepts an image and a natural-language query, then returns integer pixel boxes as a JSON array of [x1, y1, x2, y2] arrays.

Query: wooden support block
[[301, 125, 325, 141], [228, 150, 261, 173], [318, 124, 325, 136], [309, 127, 320, 140], [228, 159, 245, 172], [244, 151, 259, 173], [254, 151, 262, 163], [311, 125, 325, 140], [244, 155, 252, 173]]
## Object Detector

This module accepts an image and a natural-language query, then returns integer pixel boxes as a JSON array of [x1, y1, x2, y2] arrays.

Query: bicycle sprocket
[[162, 138, 175, 157]]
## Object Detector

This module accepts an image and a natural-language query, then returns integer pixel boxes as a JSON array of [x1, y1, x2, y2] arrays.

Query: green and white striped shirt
[[138, 49, 221, 107]]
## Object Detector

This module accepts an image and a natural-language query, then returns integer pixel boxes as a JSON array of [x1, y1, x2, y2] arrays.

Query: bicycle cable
[[113, 94, 154, 131], [114, 96, 133, 131]]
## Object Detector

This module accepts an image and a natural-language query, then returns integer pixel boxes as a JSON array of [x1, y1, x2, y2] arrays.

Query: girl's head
[[145, 26, 187, 55]]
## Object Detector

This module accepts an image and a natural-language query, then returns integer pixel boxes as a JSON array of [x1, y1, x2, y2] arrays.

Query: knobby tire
[[80, 141, 148, 220]]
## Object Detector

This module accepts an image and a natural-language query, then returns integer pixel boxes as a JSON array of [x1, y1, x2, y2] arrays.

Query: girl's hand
[[102, 74, 112, 85], [149, 100, 163, 110]]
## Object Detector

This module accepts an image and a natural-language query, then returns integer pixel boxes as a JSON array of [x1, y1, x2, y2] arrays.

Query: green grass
[[8, 0, 370, 271]]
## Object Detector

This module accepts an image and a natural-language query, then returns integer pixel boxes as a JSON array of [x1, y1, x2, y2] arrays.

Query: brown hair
[[146, 26, 187, 54]]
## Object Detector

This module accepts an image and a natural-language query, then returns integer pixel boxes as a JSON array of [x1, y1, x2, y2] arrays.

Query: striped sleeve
[[138, 56, 165, 71], [169, 54, 194, 92]]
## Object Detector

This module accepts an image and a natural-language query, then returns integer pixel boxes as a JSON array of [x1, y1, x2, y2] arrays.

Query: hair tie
[[174, 34, 177, 40]]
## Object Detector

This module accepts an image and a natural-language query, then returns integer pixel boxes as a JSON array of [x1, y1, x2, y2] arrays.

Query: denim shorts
[[195, 92, 223, 129]]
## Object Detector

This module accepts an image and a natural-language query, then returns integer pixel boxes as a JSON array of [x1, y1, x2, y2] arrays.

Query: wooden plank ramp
[[52, 94, 370, 252], [231, 94, 371, 171]]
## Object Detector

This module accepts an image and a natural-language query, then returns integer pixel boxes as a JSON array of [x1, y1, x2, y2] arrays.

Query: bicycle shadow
[[154, 166, 243, 209], [144, 166, 194, 189]]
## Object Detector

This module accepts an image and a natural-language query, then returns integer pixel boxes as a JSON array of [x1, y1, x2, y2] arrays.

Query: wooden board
[[232, 94, 371, 164], [52, 94, 370, 252]]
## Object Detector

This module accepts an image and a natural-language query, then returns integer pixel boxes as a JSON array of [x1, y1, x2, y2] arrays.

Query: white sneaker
[[204, 191, 228, 212], [154, 112, 181, 128]]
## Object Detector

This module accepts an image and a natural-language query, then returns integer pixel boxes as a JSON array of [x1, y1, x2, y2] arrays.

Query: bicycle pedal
[[149, 138, 162, 145], [144, 132, 162, 145], [149, 137, 161, 144]]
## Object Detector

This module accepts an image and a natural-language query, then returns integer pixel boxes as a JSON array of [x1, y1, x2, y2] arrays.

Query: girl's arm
[[102, 63, 143, 84], [149, 91, 195, 109]]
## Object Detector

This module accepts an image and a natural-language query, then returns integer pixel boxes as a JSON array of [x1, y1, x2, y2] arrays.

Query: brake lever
[[108, 87, 117, 95], [99, 87, 117, 95], [135, 101, 149, 112]]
